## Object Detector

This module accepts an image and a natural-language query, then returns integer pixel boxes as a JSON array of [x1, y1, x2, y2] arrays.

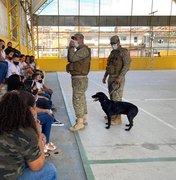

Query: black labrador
[[92, 92, 138, 131]]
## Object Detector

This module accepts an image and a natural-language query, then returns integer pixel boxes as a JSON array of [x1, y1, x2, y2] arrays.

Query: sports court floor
[[49, 70, 176, 180]]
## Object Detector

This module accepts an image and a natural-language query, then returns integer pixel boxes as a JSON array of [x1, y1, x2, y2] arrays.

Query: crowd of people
[[0, 39, 64, 179]]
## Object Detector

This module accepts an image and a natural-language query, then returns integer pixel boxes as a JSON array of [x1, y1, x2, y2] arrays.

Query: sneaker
[[52, 120, 64, 127], [51, 107, 57, 112], [45, 142, 56, 151]]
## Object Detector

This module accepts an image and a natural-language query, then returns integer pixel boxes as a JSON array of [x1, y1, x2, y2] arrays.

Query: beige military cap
[[110, 35, 120, 44], [71, 33, 84, 40]]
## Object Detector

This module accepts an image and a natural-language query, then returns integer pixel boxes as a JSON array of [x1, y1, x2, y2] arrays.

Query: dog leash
[[109, 82, 120, 96]]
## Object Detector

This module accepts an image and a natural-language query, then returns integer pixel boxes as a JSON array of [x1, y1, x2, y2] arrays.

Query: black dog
[[92, 92, 138, 131]]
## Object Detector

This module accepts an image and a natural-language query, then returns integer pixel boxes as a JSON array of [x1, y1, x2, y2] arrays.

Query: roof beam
[[34, 15, 176, 26]]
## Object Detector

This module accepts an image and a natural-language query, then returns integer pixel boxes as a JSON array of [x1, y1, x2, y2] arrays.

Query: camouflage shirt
[[0, 127, 41, 180], [104, 47, 131, 79], [67, 45, 90, 63]]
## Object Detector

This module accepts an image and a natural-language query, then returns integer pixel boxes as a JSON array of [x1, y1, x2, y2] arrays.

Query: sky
[[36, 0, 176, 16]]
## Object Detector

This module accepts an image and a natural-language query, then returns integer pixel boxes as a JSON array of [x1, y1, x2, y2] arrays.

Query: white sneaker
[[52, 120, 64, 127], [45, 142, 56, 151]]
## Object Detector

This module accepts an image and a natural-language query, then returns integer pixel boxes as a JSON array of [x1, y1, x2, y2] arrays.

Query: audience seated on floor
[[1, 37, 64, 156], [6, 75, 60, 155], [0, 91, 58, 179], [22, 79, 64, 153]]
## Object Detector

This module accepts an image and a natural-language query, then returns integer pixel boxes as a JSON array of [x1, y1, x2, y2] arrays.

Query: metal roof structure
[[32, 0, 47, 14]]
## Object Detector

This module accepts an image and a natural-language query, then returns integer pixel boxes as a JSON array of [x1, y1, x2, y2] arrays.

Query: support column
[[6, 0, 21, 51]]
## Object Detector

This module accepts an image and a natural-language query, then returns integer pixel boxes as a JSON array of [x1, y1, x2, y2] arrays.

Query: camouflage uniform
[[67, 33, 91, 131], [104, 36, 131, 101], [103, 35, 131, 124], [0, 127, 41, 180], [108, 75, 125, 101], [72, 76, 88, 118]]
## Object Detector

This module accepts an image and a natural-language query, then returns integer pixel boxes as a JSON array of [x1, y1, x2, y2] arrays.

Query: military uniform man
[[67, 33, 91, 131], [102, 35, 131, 125]]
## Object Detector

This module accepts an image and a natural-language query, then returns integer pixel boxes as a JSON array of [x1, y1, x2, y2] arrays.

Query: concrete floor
[[54, 70, 176, 180], [45, 73, 87, 180]]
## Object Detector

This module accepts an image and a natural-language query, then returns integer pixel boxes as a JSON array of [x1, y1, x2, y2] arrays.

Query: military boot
[[69, 118, 85, 132], [75, 116, 88, 126], [111, 115, 122, 125], [105, 115, 115, 121], [83, 114, 88, 126]]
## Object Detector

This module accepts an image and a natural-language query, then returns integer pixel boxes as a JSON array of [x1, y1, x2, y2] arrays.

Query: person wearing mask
[[67, 33, 91, 131], [35, 70, 53, 97], [0, 91, 57, 179], [6, 53, 21, 78], [5, 49, 14, 66], [32, 73, 51, 100], [102, 35, 131, 125]]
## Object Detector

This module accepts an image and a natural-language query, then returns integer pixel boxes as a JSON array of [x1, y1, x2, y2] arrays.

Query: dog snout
[[92, 94, 97, 98], [92, 94, 99, 102]]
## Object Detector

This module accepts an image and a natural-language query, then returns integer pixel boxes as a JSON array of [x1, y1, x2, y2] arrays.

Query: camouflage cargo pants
[[108, 76, 125, 101], [72, 76, 88, 118]]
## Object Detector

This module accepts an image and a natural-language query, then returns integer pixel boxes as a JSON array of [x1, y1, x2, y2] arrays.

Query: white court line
[[124, 98, 176, 102], [89, 79, 176, 131], [144, 98, 176, 101], [89, 79, 107, 91]]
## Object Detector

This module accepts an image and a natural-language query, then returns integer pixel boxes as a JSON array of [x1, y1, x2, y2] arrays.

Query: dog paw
[[125, 124, 130, 127], [125, 126, 132, 131], [105, 126, 110, 129], [125, 128, 130, 131]]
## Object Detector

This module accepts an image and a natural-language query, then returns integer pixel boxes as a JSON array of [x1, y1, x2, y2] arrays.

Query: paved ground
[[45, 73, 87, 180], [53, 70, 176, 180]]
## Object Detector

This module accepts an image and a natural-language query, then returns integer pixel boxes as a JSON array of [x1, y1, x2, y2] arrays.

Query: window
[[134, 37, 138, 43], [121, 36, 127, 41]]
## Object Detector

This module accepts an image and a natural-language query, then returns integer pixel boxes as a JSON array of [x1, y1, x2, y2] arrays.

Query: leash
[[109, 81, 120, 96]]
